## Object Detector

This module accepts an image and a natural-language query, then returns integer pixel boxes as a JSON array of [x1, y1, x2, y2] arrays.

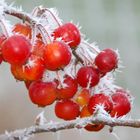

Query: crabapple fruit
[[76, 88, 91, 106], [55, 99, 80, 120], [13, 23, 32, 39], [80, 106, 104, 132], [88, 93, 113, 114], [111, 90, 131, 117], [44, 41, 71, 70], [53, 23, 81, 48], [57, 75, 78, 99], [95, 48, 118, 73], [11, 55, 45, 81], [76, 66, 100, 88], [29, 80, 57, 107], [2, 35, 31, 65]]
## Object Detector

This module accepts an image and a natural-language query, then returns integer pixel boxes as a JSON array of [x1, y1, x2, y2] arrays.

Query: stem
[[37, 24, 51, 44], [0, 19, 10, 37], [82, 41, 100, 54], [1, 115, 140, 140], [56, 71, 63, 88], [72, 49, 84, 65], [38, 8, 61, 27], [31, 24, 37, 46], [4, 9, 35, 24]]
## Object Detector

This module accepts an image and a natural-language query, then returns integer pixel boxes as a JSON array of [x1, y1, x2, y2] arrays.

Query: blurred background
[[0, 0, 140, 140]]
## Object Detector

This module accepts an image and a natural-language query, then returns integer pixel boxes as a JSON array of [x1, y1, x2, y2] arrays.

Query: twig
[[0, 115, 140, 140], [4, 8, 35, 24]]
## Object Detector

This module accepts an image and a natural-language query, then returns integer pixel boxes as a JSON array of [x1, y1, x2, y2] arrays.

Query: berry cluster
[[0, 7, 132, 132]]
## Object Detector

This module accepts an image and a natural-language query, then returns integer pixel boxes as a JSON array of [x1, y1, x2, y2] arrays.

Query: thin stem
[[0, 19, 10, 37], [56, 71, 63, 88], [4, 9, 35, 24], [72, 49, 84, 65], [31, 24, 37, 46], [39, 8, 61, 27], [82, 41, 100, 54], [31, 7, 40, 17], [37, 24, 51, 44]]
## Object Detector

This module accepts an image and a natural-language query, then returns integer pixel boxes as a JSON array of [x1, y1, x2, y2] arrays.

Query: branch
[[0, 115, 140, 140], [4, 8, 35, 24]]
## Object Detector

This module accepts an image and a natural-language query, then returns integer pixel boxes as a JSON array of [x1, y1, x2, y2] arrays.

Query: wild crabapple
[[24, 81, 32, 89], [0, 34, 6, 49], [95, 48, 118, 73], [11, 55, 45, 81], [43, 41, 71, 70], [75, 88, 91, 106], [13, 23, 32, 39], [2, 35, 31, 65], [57, 75, 78, 99], [55, 99, 80, 120], [111, 90, 131, 117], [88, 93, 113, 114], [80, 106, 104, 132], [76, 66, 100, 88], [53, 23, 81, 48], [0, 34, 7, 63], [29, 80, 57, 107]]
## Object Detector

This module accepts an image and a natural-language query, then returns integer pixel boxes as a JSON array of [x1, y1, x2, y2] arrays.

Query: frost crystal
[[35, 111, 47, 125]]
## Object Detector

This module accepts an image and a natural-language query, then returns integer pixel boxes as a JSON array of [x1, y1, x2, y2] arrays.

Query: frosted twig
[[0, 115, 140, 140]]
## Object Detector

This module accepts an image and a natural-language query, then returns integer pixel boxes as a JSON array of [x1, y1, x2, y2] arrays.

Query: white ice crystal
[[94, 72, 120, 95], [35, 111, 47, 125]]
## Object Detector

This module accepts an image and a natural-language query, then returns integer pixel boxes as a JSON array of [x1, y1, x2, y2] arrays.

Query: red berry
[[84, 124, 104, 132], [0, 34, 6, 49], [80, 106, 104, 132], [0, 55, 3, 64], [0, 34, 7, 63], [57, 75, 78, 99], [13, 23, 32, 39], [77, 66, 100, 88], [76, 88, 91, 106], [29, 80, 57, 107], [53, 23, 81, 48], [111, 90, 131, 117], [2, 35, 31, 65], [55, 100, 80, 120], [44, 41, 71, 70], [88, 93, 113, 114], [95, 48, 118, 73], [80, 105, 91, 118], [24, 81, 32, 89], [11, 55, 45, 81]]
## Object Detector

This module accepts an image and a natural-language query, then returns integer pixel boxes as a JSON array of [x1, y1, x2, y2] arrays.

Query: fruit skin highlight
[[76, 88, 90, 107]]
